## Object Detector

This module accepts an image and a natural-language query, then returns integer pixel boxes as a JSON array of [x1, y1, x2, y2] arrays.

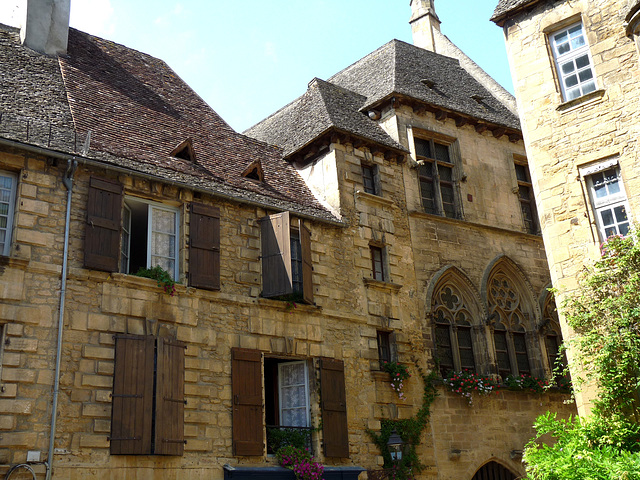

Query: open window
[[260, 212, 313, 303], [231, 349, 349, 458], [84, 177, 220, 290], [122, 197, 179, 279], [110, 335, 186, 456], [361, 163, 380, 196]]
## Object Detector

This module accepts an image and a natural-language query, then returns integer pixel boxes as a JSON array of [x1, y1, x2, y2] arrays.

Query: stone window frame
[[412, 129, 464, 220], [0, 170, 17, 257], [579, 159, 632, 242], [548, 21, 598, 101]]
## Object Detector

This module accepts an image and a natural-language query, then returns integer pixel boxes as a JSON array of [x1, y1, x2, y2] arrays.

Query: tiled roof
[[329, 40, 520, 130], [244, 78, 407, 158], [0, 25, 338, 223], [491, 0, 546, 24]]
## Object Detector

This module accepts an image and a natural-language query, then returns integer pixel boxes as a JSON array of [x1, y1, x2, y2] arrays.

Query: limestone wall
[[500, 0, 640, 413]]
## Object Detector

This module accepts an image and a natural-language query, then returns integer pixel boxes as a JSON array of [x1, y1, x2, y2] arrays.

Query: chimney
[[20, 0, 70, 55], [410, 0, 441, 52]]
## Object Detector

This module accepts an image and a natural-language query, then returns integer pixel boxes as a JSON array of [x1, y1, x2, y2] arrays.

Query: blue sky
[[1, 0, 513, 132]]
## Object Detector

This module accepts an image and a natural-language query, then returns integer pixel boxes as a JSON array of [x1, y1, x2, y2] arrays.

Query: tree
[[524, 232, 640, 479]]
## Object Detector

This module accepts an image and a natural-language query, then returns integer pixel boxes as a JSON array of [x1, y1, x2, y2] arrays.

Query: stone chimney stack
[[410, 0, 441, 52], [20, 0, 70, 55]]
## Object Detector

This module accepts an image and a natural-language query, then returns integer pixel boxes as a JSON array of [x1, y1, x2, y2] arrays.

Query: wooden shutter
[[154, 337, 186, 455], [84, 176, 123, 272], [320, 358, 349, 458], [110, 335, 155, 455], [189, 202, 221, 290], [260, 212, 292, 298], [300, 222, 314, 304], [232, 348, 264, 456]]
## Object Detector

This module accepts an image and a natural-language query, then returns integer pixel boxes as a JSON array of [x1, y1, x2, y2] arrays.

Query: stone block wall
[[500, 0, 640, 413]]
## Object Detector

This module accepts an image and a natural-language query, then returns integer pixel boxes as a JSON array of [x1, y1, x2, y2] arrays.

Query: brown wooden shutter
[[300, 222, 314, 304], [110, 335, 154, 455], [154, 337, 186, 455], [189, 202, 221, 290], [260, 212, 292, 298], [320, 358, 349, 458], [232, 348, 264, 456], [84, 176, 123, 272]]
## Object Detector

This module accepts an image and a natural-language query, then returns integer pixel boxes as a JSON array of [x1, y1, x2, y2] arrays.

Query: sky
[[0, 0, 513, 133]]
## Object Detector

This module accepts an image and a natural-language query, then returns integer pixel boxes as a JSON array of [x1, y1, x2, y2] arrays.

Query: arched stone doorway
[[472, 461, 517, 480]]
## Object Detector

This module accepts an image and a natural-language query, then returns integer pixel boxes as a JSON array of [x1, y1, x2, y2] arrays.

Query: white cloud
[[69, 0, 115, 37]]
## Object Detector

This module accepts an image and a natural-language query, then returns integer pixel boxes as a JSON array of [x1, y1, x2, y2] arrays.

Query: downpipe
[[45, 159, 77, 480]]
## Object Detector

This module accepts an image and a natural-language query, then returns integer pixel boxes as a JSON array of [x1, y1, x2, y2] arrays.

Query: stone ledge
[[355, 190, 396, 208], [363, 278, 402, 292], [556, 89, 606, 113]]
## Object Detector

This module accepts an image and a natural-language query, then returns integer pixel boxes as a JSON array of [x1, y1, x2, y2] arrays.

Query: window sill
[[0, 255, 29, 270], [556, 89, 605, 112], [355, 190, 394, 207], [363, 277, 402, 292]]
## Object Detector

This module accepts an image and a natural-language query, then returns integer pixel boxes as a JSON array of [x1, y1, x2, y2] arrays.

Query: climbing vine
[[367, 365, 438, 480]]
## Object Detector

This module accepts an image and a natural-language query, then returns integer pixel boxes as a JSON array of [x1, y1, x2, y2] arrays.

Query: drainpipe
[[46, 158, 77, 480]]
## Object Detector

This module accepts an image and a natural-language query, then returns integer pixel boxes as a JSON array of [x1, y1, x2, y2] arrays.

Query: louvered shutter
[[232, 348, 264, 456], [154, 337, 186, 455], [320, 358, 349, 457], [189, 202, 221, 290], [84, 177, 123, 271], [261, 212, 292, 298], [110, 335, 154, 455], [300, 222, 314, 304]]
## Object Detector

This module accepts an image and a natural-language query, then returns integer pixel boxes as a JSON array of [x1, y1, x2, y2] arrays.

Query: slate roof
[[244, 78, 407, 158], [491, 0, 547, 24], [0, 25, 338, 223], [246, 39, 520, 160], [329, 40, 520, 130]]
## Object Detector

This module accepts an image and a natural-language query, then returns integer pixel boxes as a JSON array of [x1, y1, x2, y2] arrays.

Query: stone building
[[492, 0, 640, 415], [0, 0, 574, 479]]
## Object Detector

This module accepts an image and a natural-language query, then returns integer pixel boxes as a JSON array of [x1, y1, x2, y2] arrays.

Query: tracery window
[[432, 281, 476, 376], [487, 270, 531, 378]]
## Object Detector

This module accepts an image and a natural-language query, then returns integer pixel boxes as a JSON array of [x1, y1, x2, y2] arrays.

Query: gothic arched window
[[488, 270, 531, 378], [433, 281, 476, 376]]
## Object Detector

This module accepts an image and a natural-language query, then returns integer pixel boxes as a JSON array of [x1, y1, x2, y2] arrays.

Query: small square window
[[361, 164, 379, 195], [370, 246, 385, 281]]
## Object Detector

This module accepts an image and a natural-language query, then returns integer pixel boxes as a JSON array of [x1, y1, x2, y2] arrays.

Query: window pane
[[619, 222, 630, 236], [415, 138, 432, 158], [565, 74, 578, 88], [435, 325, 454, 375], [153, 208, 176, 234], [576, 54, 590, 69], [614, 205, 628, 223], [578, 69, 593, 82], [513, 333, 530, 375], [600, 208, 614, 226], [582, 81, 596, 94], [434, 143, 450, 163], [515, 164, 529, 182], [280, 363, 308, 427], [0, 203, 8, 216], [438, 164, 453, 182], [561, 61, 575, 75], [494, 331, 511, 376], [457, 328, 475, 372]]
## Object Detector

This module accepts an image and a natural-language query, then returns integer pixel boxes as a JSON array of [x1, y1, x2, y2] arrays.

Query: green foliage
[[134, 265, 177, 296], [524, 230, 640, 479], [523, 413, 640, 480], [504, 374, 548, 393], [367, 368, 438, 480], [267, 427, 313, 452], [564, 232, 640, 420], [381, 361, 411, 400], [443, 370, 498, 405]]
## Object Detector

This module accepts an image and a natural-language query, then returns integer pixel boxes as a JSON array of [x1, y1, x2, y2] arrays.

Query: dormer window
[[171, 138, 196, 162], [242, 160, 264, 182]]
